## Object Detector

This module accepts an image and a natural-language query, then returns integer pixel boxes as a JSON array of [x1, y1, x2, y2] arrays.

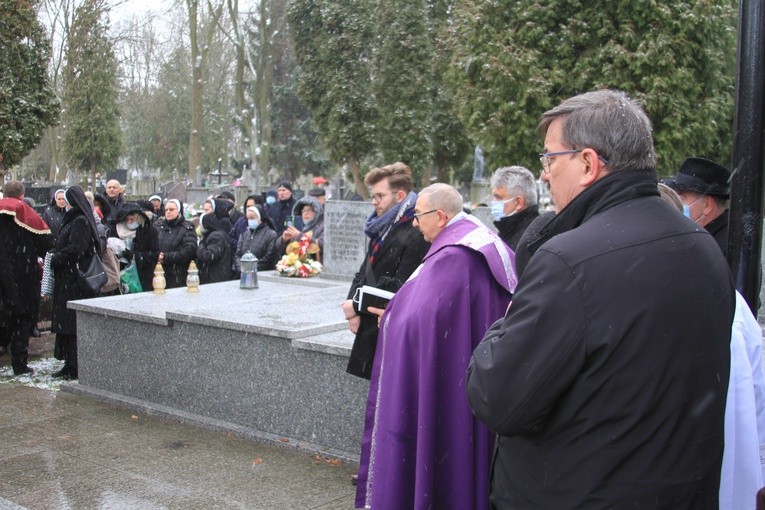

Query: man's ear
[[579, 148, 607, 187]]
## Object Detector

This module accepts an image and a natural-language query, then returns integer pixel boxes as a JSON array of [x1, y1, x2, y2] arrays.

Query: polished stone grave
[[66, 273, 368, 460]]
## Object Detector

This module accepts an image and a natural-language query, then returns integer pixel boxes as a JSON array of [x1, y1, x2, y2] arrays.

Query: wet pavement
[[0, 333, 358, 510]]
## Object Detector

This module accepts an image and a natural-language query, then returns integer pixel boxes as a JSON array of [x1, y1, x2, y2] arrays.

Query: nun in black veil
[[49, 186, 101, 379]]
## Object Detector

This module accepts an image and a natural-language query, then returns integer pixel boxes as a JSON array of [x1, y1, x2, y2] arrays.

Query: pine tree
[[287, 0, 378, 197], [447, 0, 737, 176], [61, 0, 121, 189], [0, 0, 60, 178]]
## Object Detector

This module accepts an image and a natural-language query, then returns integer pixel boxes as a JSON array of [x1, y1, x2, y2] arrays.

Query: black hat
[[308, 187, 326, 197], [276, 180, 293, 192], [663, 157, 731, 199], [217, 191, 236, 202]]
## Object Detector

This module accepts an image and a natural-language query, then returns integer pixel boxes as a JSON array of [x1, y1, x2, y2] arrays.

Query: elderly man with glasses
[[355, 183, 517, 510], [467, 90, 735, 509]]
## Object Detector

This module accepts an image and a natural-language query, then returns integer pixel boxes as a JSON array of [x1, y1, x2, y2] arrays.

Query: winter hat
[[276, 180, 293, 193], [662, 157, 731, 199], [218, 191, 236, 202]]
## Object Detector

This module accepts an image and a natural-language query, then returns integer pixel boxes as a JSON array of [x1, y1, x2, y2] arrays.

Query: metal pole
[[729, 0, 765, 314]]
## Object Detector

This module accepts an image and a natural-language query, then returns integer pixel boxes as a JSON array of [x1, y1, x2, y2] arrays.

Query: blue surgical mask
[[248, 219, 259, 229], [127, 221, 140, 230], [490, 198, 516, 221], [682, 204, 691, 218], [266, 196, 276, 205]]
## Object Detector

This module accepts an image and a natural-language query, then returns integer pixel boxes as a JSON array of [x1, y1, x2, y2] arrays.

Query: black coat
[[109, 205, 160, 292], [0, 216, 52, 315], [705, 209, 729, 257], [41, 204, 66, 240], [197, 230, 232, 284], [234, 223, 279, 272], [345, 219, 430, 379], [156, 216, 198, 288], [467, 189, 735, 508], [50, 211, 95, 334], [493, 206, 540, 251], [267, 197, 297, 235]]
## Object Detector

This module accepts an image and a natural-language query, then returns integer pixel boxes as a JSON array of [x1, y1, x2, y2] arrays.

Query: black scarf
[[526, 168, 660, 258]]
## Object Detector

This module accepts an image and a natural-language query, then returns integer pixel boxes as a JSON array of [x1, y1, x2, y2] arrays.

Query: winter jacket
[[467, 169, 735, 509], [234, 223, 279, 272], [267, 196, 298, 235], [156, 216, 198, 288], [196, 214, 232, 284], [493, 205, 540, 251], [50, 211, 95, 334], [345, 218, 430, 379], [108, 203, 159, 292], [41, 203, 66, 240], [282, 196, 325, 258]]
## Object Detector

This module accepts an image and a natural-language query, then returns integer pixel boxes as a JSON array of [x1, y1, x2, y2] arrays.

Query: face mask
[[490, 198, 517, 221], [248, 219, 259, 229], [266, 196, 276, 205], [682, 197, 704, 223], [127, 221, 140, 230]]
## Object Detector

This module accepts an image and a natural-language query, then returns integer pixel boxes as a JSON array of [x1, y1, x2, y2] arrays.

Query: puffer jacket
[[234, 223, 279, 272], [156, 216, 198, 288]]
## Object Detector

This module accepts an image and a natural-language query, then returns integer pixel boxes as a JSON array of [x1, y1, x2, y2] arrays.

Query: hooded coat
[[108, 203, 159, 292], [197, 212, 232, 284], [50, 187, 100, 334]]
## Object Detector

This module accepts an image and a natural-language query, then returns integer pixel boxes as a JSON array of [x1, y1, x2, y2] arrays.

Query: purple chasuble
[[355, 216, 517, 509]]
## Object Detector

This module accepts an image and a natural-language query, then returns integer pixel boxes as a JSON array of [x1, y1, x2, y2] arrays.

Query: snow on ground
[[0, 358, 66, 390]]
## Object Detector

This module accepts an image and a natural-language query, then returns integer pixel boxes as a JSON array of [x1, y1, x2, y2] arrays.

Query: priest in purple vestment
[[355, 183, 518, 510]]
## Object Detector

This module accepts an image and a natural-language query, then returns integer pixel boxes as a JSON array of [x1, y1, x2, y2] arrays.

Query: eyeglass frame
[[412, 209, 438, 221], [538, 149, 610, 173], [370, 192, 390, 203]]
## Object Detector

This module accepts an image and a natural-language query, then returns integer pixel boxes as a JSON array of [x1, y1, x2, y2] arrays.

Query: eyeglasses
[[538, 150, 582, 173], [370, 193, 390, 203], [413, 209, 438, 220]]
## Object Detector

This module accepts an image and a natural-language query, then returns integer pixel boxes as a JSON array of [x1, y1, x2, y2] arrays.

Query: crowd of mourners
[[0, 178, 325, 381]]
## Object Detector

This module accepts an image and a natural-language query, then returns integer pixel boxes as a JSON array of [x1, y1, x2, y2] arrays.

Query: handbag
[[78, 250, 108, 297], [120, 259, 143, 294], [41, 252, 55, 297], [101, 246, 121, 294]]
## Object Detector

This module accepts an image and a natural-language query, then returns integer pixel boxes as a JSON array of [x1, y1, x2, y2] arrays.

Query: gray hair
[[490, 166, 538, 206], [419, 183, 464, 217], [539, 89, 656, 172]]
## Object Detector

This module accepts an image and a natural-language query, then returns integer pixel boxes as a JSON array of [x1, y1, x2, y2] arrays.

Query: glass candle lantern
[[152, 263, 166, 294], [186, 261, 200, 292], [239, 251, 258, 289]]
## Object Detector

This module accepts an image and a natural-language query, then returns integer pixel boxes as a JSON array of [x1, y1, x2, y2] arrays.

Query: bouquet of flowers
[[276, 232, 323, 277]]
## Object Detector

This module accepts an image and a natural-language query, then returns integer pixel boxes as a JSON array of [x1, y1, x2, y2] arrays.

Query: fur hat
[[663, 157, 731, 199]]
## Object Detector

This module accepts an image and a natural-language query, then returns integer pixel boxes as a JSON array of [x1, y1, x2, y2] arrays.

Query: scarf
[[364, 191, 417, 265], [526, 168, 660, 258]]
